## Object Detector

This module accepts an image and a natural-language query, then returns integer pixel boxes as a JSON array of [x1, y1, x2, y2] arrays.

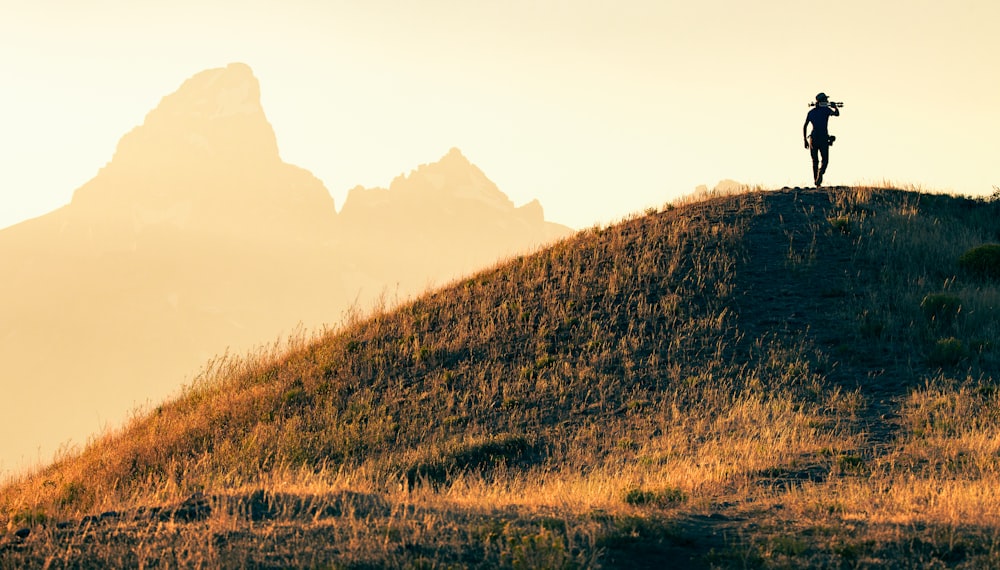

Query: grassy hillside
[[3, 186, 1000, 568]]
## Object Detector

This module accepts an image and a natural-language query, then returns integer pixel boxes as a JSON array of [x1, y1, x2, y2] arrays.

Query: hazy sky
[[1, 0, 998, 231]]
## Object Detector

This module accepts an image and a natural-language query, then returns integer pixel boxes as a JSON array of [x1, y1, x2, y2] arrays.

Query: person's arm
[[803, 117, 810, 148], [830, 103, 840, 116]]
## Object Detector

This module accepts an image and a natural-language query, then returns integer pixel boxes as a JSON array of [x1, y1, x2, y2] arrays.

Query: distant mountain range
[[0, 63, 572, 474]]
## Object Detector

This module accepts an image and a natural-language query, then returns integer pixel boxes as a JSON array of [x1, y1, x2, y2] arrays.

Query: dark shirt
[[805, 106, 835, 138]]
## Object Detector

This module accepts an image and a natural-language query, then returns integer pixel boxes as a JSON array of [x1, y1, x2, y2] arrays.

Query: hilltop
[[2, 186, 999, 568]]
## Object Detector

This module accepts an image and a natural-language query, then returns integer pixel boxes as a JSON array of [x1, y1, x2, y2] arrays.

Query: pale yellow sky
[[1, 0, 998, 231]]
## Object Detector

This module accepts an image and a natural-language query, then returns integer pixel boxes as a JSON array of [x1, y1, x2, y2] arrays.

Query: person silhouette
[[803, 92, 840, 187]]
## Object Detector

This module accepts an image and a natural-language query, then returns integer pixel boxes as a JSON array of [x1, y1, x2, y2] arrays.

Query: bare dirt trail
[[729, 188, 907, 447]]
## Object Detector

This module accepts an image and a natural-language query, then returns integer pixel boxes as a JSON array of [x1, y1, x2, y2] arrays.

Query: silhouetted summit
[[395, 147, 515, 209], [69, 62, 335, 246], [339, 148, 570, 284], [340, 147, 513, 215], [111, 62, 279, 164]]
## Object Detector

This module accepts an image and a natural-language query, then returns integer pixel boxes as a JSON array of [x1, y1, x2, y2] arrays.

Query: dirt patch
[[729, 188, 909, 447]]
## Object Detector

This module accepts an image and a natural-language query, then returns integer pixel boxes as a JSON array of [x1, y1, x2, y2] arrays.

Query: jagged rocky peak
[[338, 148, 573, 252], [517, 198, 545, 223], [144, 62, 265, 122], [106, 62, 279, 169], [388, 147, 515, 211], [67, 63, 335, 244]]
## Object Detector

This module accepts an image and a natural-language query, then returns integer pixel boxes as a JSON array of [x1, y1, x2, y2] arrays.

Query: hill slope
[[2, 187, 999, 568]]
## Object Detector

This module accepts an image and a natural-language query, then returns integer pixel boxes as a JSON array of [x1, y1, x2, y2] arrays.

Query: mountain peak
[[441, 146, 469, 163], [102, 62, 278, 169], [388, 148, 514, 211], [153, 62, 263, 121], [66, 63, 334, 244]]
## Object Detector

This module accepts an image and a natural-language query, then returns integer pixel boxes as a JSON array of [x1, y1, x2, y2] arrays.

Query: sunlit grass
[[2, 185, 999, 567]]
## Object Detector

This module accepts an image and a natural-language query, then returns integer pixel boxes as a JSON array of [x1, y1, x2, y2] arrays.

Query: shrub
[[928, 337, 969, 367], [622, 486, 686, 507], [828, 215, 851, 234], [920, 293, 962, 325], [836, 454, 866, 474], [771, 535, 809, 557], [59, 481, 87, 507], [13, 508, 47, 526], [501, 527, 570, 569], [957, 244, 1000, 280]]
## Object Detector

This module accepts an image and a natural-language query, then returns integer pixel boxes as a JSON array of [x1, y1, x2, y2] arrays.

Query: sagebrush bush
[[622, 486, 686, 507], [958, 244, 1000, 280], [928, 337, 969, 367], [828, 215, 851, 234], [920, 293, 962, 325]]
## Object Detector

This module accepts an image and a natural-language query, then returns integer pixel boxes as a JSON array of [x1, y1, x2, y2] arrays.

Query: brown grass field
[[2, 185, 999, 568]]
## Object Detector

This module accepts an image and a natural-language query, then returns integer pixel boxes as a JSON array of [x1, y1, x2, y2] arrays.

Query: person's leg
[[817, 145, 830, 186], [810, 145, 820, 185]]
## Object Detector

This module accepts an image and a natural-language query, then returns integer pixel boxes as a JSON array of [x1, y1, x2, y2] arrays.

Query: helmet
[[816, 92, 829, 103]]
